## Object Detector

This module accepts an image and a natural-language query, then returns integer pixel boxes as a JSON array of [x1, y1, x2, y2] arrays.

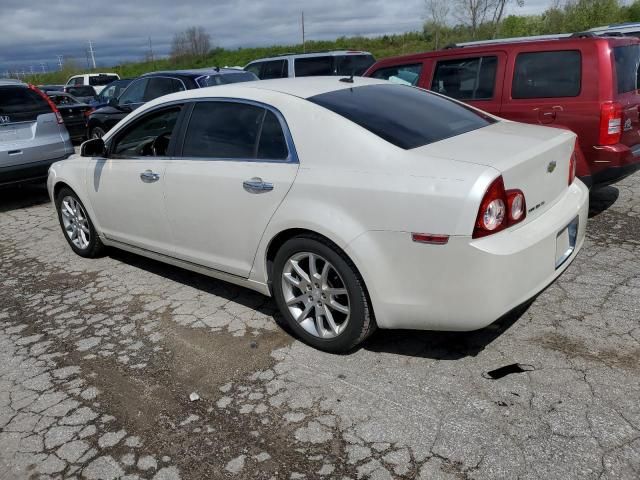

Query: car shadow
[[589, 185, 619, 218], [0, 182, 50, 213], [361, 302, 531, 360]]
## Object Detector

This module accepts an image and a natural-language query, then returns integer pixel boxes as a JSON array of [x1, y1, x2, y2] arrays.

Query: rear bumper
[[584, 143, 640, 186], [346, 180, 589, 331], [0, 154, 72, 187]]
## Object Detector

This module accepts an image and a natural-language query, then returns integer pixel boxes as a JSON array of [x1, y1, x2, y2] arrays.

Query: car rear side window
[[261, 60, 288, 79], [335, 55, 376, 76], [144, 77, 185, 101], [257, 111, 288, 160], [613, 44, 640, 93], [0, 86, 51, 122], [512, 51, 581, 99], [308, 84, 495, 150], [370, 63, 423, 86], [431, 56, 498, 100], [295, 57, 334, 76]]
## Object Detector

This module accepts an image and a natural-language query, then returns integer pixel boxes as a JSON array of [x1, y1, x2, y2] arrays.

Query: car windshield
[[196, 71, 257, 87], [613, 44, 640, 93], [308, 84, 495, 150], [89, 75, 119, 86]]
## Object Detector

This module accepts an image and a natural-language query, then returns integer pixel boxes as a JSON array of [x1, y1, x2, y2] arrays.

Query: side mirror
[[81, 138, 106, 157]]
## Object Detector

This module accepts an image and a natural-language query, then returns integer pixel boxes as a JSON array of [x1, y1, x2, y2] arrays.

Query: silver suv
[[244, 51, 375, 79], [0, 80, 73, 187]]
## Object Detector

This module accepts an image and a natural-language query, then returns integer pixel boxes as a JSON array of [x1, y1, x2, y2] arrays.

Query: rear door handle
[[243, 177, 274, 193], [140, 170, 160, 183]]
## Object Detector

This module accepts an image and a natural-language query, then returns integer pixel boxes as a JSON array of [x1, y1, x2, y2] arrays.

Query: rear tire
[[55, 187, 104, 258], [272, 234, 376, 353], [90, 126, 105, 139]]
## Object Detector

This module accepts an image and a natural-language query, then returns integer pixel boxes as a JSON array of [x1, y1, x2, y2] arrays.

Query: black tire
[[272, 234, 376, 353], [55, 187, 105, 258], [90, 126, 105, 139]]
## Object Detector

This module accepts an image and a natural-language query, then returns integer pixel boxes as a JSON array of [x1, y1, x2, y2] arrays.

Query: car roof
[[246, 50, 373, 64], [141, 68, 249, 79], [0, 78, 25, 86]]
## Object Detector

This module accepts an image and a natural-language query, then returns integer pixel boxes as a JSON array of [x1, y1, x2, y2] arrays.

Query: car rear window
[[0, 86, 51, 122], [67, 86, 96, 97], [196, 71, 258, 87], [335, 55, 375, 76], [89, 75, 119, 86], [512, 51, 581, 99], [613, 44, 640, 93], [295, 57, 334, 76], [308, 84, 495, 149]]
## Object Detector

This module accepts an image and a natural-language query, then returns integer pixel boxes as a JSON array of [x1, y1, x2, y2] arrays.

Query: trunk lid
[[413, 121, 575, 224]]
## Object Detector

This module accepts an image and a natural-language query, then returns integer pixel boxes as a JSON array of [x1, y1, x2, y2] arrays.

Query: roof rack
[[447, 31, 603, 48]]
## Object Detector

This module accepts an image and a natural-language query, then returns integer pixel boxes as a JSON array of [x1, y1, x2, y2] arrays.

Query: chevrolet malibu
[[47, 77, 589, 352]]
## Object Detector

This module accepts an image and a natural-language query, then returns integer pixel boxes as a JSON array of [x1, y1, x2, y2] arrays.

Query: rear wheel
[[55, 187, 104, 258], [272, 234, 375, 353], [90, 126, 105, 139]]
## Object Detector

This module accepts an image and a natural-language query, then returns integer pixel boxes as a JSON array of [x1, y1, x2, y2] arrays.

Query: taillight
[[84, 108, 95, 118], [598, 101, 622, 146], [28, 84, 64, 125], [569, 151, 577, 185], [473, 176, 526, 239]]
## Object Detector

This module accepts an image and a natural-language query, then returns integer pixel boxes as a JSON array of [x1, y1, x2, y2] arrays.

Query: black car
[[64, 85, 98, 104], [86, 68, 258, 138], [89, 78, 134, 109], [47, 92, 93, 142], [38, 84, 65, 93]]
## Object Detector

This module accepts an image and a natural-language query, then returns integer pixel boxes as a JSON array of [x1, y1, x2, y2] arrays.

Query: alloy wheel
[[60, 196, 91, 250]]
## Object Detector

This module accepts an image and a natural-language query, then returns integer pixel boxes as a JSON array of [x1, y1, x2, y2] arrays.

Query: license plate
[[555, 216, 579, 269]]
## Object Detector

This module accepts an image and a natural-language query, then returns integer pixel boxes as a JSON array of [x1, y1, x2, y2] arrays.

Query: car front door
[[163, 100, 298, 278], [86, 105, 183, 255]]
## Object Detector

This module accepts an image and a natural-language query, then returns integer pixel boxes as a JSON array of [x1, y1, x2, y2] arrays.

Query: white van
[[65, 73, 120, 94]]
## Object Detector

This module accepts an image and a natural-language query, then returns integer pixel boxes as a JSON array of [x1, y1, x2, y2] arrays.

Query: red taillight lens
[[569, 151, 577, 185], [28, 84, 64, 124], [598, 101, 622, 146], [473, 176, 527, 239]]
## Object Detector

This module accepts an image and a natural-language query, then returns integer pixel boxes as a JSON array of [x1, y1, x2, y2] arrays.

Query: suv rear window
[[89, 75, 119, 86], [613, 44, 640, 93], [335, 55, 375, 76], [308, 84, 495, 150], [295, 57, 334, 76], [512, 51, 581, 99], [432, 56, 498, 100], [0, 86, 51, 123]]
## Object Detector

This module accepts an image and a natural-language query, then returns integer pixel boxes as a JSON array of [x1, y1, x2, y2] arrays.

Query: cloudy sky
[[0, 0, 553, 73]]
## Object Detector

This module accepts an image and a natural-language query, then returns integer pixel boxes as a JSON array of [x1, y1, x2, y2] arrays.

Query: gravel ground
[[0, 172, 638, 480]]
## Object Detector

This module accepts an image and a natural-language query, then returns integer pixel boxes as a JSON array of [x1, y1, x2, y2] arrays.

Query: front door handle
[[243, 177, 274, 193], [140, 170, 160, 183]]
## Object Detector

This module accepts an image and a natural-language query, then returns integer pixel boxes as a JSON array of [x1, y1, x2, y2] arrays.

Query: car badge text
[[0, 115, 10, 124]]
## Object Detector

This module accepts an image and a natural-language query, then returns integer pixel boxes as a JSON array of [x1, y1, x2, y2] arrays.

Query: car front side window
[[118, 79, 149, 105], [371, 63, 423, 86], [110, 106, 182, 158]]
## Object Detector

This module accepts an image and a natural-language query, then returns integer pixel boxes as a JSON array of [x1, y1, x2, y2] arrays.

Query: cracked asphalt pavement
[[0, 172, 639, 480]]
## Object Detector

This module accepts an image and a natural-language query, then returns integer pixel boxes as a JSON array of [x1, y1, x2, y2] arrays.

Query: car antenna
[[215, 66, 220, 72], [339, 70, 354, 83]]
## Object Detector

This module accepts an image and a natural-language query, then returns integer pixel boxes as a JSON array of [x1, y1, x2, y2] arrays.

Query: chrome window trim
[[178, 97, 299, 164]]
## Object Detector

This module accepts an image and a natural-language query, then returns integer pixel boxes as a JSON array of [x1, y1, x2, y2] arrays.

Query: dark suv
[[86, 68, 257, 138], [365, 34, 640, 186]]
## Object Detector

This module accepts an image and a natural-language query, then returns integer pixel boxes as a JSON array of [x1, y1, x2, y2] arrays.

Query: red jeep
[[365, 34, 640, 187]]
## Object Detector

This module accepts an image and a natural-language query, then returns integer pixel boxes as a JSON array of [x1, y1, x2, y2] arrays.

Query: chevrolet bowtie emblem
[[547, 160, 557, 173]]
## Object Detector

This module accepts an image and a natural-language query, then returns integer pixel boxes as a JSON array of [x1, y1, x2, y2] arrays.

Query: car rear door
[[163, 100, 298, 278], [85, 105, 183, 255], [0, 85, 67, 169]]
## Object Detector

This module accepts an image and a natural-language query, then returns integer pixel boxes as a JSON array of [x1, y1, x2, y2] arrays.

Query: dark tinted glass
[[66, 86, 96, 97], [144, 77, 184, 101], [614, 45, 640, 93], [335, 55, 375, 75], [431, 56, 497, 100], [89, 75, 119, 86], [196, 71, 258, 87], [49, 94, 80, 106], [512, 51, 581, 99], [295, 57, 333, 76], [245, 63, 262, 77], [112, 107, 181, 157], [261, 60, 287, 79], [0, 86, 51, 122], [183, 102, 264, 158], [370, 63, 422, 86], [119, 79, 148, 105], [308, 84, 494, 149], [257, 111, 288, 160]]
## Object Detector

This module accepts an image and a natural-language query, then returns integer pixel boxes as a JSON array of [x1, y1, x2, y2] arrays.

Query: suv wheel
[[55, 187, 104, 258], [91, 127, 105, 139], [272, 234, 375, 353]]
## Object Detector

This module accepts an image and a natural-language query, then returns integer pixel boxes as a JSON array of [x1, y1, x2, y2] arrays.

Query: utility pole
[[85, 48, 91, 69], [40, 62, 46, 73], [88, 40, 97, 69], [148, 36, 155, 69], [301, 12, 306, 53], [29, 65, 34, 75], [57, 55, 64, 70]]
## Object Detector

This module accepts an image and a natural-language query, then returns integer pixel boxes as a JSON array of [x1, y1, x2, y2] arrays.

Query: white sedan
[[47, 77, 589, 352]]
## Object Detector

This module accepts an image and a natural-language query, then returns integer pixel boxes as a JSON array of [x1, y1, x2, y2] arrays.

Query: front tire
[[55, 187, 104, 258], [90, 126, 105, 139], [272, 234, 375, 353]]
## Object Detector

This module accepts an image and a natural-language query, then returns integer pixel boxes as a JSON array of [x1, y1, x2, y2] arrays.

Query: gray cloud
[[0, 0, 552, 73]]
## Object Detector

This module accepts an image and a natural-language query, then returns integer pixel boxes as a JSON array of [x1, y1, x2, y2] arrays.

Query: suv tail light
[[598, 101, 622, 146], [569, 151, 577, 185], [28, 84, 64, 125], [473, 176, 526, 239]]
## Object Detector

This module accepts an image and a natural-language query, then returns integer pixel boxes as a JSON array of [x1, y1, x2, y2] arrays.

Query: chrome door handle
[[243, 177, 274, 193], [140, 170, 160, 183]]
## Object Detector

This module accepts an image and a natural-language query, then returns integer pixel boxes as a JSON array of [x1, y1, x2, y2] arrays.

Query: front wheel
[[90, 126, 106, 139], [272, 235, 375, 353], [55, 187, 104, 258]]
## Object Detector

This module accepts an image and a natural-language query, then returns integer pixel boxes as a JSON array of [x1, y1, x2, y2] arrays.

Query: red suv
[[365, 34, 640, 187]]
